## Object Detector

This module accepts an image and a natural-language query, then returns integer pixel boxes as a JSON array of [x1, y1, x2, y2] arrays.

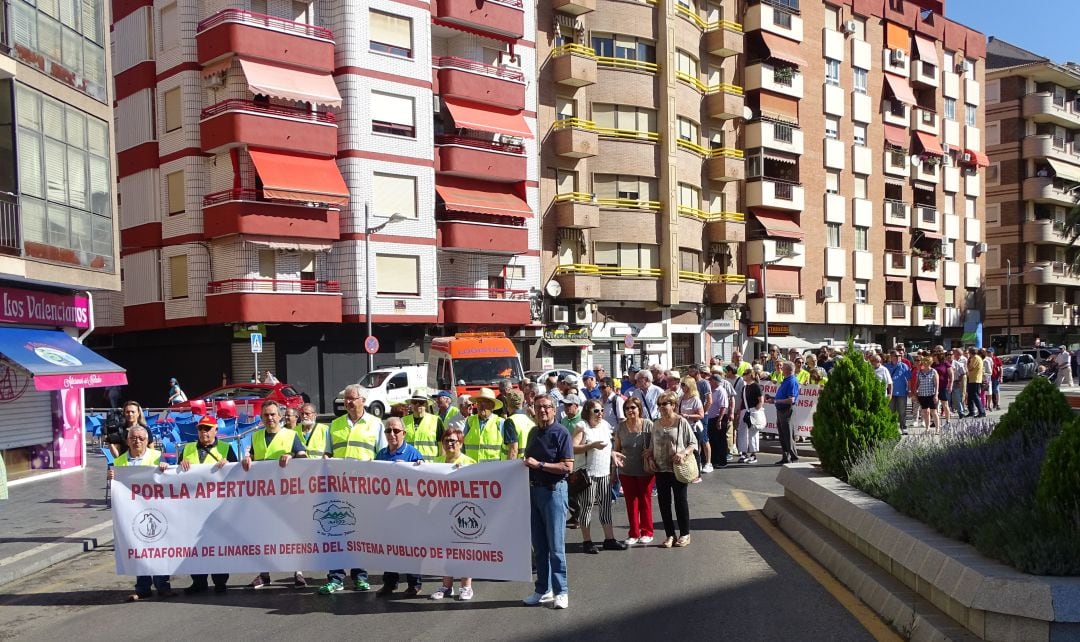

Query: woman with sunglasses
[[429, 426, 476, 601], [644, 391, 697, 548], [571, 399, 626, 554], [611, 396, 654, 545], [678, 376, 707, 481]]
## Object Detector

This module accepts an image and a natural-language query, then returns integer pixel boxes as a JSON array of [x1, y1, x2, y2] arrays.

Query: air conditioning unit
[[975, 242, 988, 254], [498, 134, 523, 145], [822, 284, 836, 299], [942, 143, 951, 155], [746, 278, 758, 295], [205, 73, 225, 89], [574, 303, 593, 325], [842, 20, 857, 34], [955, 62, 966, 74], [891, 49, 906, 64], [550, 304, 570, 324], [942, 153, 953, 167], [961, 151, 974, 163]]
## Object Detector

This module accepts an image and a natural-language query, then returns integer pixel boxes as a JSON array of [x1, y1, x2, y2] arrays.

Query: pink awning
[[915, 280, 938, 303], [915, 131, 943, 156], [238, 58, 342, 108], [760, 32, 807, 68], [884, 74, 918, 106], [752, 209, 804, 240], [443, 96, 533, 138], [884, 124, 909, 148]]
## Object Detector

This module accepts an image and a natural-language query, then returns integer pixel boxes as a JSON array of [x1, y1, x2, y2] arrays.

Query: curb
[[0, 520, 114, 589]]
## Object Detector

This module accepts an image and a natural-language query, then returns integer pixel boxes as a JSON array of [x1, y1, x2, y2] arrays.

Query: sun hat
[[473, 388, 504, 411]]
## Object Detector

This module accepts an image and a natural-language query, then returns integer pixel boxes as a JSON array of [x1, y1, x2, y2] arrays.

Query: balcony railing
[[886, 199, 907, 221], [437, 286, 529, 299], [431, 55, 525, 83], [596, 266, 662, 277], [202, 188, 334, 208], [554, 117, 659, 142], [675, 4, 743, 32], [676, 206, 745, 222], [435, 134, 524, 154], [919, 206, 937, 224], [554, 192, 596, 204], [555, 263, 601, 275], [772, 179, 798, 201], [551, 43, 597, 59], [207, 278, 340, 294], [595, 197, 661, 210], [0, 191, 20, 256], [675, 71, 744, 97], [889, 302, 906, 318], [200, 99, 336, 123], [596, 56, 659, 73], [775, 297, 795, 314], [887, 251, 906, 268], [677, 138, 745, 159], [680, 271, 748, 284], [196, 9, 333, 40]]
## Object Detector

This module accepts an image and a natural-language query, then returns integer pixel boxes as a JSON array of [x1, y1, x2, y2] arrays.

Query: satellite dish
[[910, 154, 922, 166], [742, 106, 754, 121], [545, 280, 563, 297]]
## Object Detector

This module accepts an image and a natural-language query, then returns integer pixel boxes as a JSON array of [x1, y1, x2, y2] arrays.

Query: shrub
[[990, 376, 1072, 446], [1037, 417, 1080, 530], [812, 344, 900, 481]]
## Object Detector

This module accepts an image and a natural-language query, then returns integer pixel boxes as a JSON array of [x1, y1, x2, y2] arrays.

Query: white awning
[[751, 335, 821, 351], [243, 237, 333, 252]]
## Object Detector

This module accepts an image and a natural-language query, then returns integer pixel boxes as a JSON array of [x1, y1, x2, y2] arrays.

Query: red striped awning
[[443, 96, 533, 138], [435, 178, 532, 218], [884, 74, 917, 105], [248, 149, 349, 206], [964, 149, 990, 167], [752, 209, 804, 240], [915, 279, 938, 303], [884, 124, 909, 148], [915, 131, 943, 156], [760, 32, 807, 68]]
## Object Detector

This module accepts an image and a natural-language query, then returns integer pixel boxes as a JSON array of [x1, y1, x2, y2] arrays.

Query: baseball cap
[[627, 366, 640, 374], [582, 370, 596, 379], [563, 374, 580, 386], [563, 393, 582, 406], [433, 390, 452, 399]]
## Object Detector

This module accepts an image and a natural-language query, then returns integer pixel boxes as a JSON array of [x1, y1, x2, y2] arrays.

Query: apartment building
[[0, 0, 123, 477], [984, 38, 1080, 351], [102, 0, 539, 409], [538, 0, 988, 372]]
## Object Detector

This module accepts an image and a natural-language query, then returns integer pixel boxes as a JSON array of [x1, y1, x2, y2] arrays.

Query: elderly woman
[[737, 369, 765, 464], [572, 399, 626, 554], [808, 367, 828, 385], [677, 376, 708, 480], [644, 390, 698, 548], [429, 426, 476, 601], [611, 396, 654, 545], [915, 357, 940, 433]]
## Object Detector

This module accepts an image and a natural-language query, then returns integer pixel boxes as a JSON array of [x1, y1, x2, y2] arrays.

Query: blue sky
[[946, 0, 1077, 63]]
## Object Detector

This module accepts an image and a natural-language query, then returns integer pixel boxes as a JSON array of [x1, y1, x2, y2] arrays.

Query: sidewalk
[[0, 452, 113, 588]]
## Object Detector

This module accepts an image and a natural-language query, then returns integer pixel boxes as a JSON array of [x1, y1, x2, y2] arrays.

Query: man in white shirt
[[869, 354, 893, 397], [706, 374, 731, 469], [629, 371, 664, 420], [1056, 346, 1074, 388], [599, 377, 625, 428]]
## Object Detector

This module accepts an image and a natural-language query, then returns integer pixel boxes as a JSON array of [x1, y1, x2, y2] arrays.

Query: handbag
[[567, 468, 591, 495], [674, 454, 699, 484], [641, 431, 659, 474]]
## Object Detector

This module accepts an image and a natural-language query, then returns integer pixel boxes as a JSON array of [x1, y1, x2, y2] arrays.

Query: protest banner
[[111, 459, 531, 581], [758, 382, 821, 438]]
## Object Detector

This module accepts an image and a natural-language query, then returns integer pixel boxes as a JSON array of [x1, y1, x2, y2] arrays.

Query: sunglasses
[[659, 401, 675, 407], [197, 426, 215, 431], [591, 408, 603, 414], [384, 429, 404, 435], [444, 439, 459, 445]]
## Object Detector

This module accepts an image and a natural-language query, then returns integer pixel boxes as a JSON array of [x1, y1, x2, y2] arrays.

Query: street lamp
[[364, 203, 407, 372], [761, 250, 801, 360], [1005, 259, 1045, 353]]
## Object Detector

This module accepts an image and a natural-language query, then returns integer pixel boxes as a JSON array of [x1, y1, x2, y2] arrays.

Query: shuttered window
[[166, 170, 185, 215], [369, 10, 412, 57], [0, 380, 56, 450], [371, 92, 415, 137], [376, 254, 420, 295], [258, 250, 275, 279], [169, 254, 188, 299], [373, 173, 417, 219], [160, 3, 178, 50], [164, 88, 181, 132]]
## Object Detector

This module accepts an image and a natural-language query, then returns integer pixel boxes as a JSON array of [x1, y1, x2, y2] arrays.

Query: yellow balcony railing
[[555, 263, 601, 275], [596, 266, 663, 277], [553, 192, 595, 204], [677, 139, 745, 159], [552, 118, 658, 142], [678, 270, 713, 283], [676, 206, 746, 222], [552, 117, 595, 132], [674, 4, 743, 32], [596, 56, 660, 73], [551, 43, 597, 58], [596, 197, 661, 210], [677, 138, 711, 156], [710, 273, 747, 284], [675, 72, 743, 96]]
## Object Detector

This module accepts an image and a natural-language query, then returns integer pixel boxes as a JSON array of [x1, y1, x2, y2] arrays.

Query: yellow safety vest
[[463, 415, 506, 462], [795, 370, 810, 384], [508, 413, 535, 458], [403, 414, 440, 459], [298, 424, 331, 458], [115, 448, 161, 467], [330, 414, 381, 461], [440, 453, 475, 466], [440, 406, 460, 426], [180, 441, 230, 464], [252, 428, 299, 461], [734, 362, 750, 376]]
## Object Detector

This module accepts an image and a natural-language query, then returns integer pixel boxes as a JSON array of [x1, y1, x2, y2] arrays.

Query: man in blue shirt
[[768, 361, 800, 464], [884, 351, 911, 435], [374, 417, 424, 597]]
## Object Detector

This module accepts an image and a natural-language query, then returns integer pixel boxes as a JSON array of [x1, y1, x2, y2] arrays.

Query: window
[[987, 163, 1000, 186], [373, 173, 417, 219], [854, 281, 868, 303], [824, 3, 840, 31], [677, 117, 698, 142], [855, 226, 868, 251], [944, 288, 955, 307], [943, 194, 954, 216], [376, 254, 420, 295], [773, 8, 792, 29], [555, 169, 578, 195], [258, 250, 275, 279], [167, 170, 184, 215], [825, 58, 840, 86], [593, 242, 659, 270], [826, 278, 842, 302], [965, 103, 976, 126], [944, 97, 956, 121], [593, 174, 656, 201], [555, 96, 576, 120], [160, 3, 178, 50], [746, 153, 761, 178], [825, 116, 839, 139], [371, 92, 415, 137], [592, 103, 656, 132], [678, 182, 700, 210], [853, 68, 868, 94], [826, 170, 840, 194], [986, 79, 1000, 104], [675, 49, 698, 79], [854, 174, 867, 199], [163, 88, 181, 133], [679, 249, 701, 272], [591, 34, 613, 57], [853, 123, 867, 146], [369, 10, 412, 58], [985, 121, 1000, 146], [592, 33, 655, 62], [985, 203, 1000, 226], [169, 254, 188, 299], [11, 0, 106, 101], [964, 242, 976, 263], [772, 121, 793, 144], [965, 197, 976, 219], [776, 239, 795, 256], [826, 223, 841, 248]]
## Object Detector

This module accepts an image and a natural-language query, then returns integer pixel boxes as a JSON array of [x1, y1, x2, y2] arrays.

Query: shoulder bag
[[673, 418, 699, 483]]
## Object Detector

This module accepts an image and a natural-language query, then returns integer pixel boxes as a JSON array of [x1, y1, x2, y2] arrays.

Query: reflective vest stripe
[[330, 415, 381, 461], [115, 448, 161, 467], [463, 416, 504, 462], [252, 429, 298, 461], [299, 424, 330, 457], [181, 441, 230, 464], [404, 414, 440, 459]]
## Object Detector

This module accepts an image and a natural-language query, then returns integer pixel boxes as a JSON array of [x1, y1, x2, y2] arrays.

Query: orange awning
[[965, 149, 990, 167], [884, 74, 917, 105], [763, 267, 800, 295], [915, 280, 938, 304], [759, 93, 800, 124], [752, 209, 804, 240], [239, 58, 342, 108], [915, 131, 943, 156], [760, 32, 807, 68], [248, 149, 349, 206], [886, 22, 910, 53], [443, 96, 533, 138], [436, 179, 532, 218], [884, 124, 909, 148]]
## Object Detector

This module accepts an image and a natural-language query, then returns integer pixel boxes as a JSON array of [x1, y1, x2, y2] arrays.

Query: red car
[[171, 383, 305, 416]]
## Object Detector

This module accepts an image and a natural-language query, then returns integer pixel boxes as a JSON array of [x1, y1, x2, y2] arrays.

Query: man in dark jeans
[[768, 362, 800, 464]]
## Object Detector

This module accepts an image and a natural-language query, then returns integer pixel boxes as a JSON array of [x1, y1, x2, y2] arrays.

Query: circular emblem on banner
[[33, 346, 83, 367], [312, 500, 357, 537], [449, 501, 487, 540], [132, 509, 168, 543], [0, 358, 30, 403]]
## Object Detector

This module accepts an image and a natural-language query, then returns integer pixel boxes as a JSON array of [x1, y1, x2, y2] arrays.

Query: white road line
[[0, 521, 113, 568]]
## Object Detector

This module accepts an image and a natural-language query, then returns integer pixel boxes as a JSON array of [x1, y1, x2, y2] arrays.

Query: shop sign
[[0, 286, 89, 329], [543, 327, 591, 340]]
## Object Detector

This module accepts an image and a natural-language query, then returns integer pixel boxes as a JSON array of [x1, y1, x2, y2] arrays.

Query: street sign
[[364, 335, 380, 355], [624, 333, 634, 349], [250, 333, 263, 353]]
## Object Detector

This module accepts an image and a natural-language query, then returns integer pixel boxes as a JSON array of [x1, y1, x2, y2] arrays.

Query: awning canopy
[[249, 149, 350, 206], [884, 74, 918, 105], [751, 335, 820, 351], [238, 58, 342, 108], [436, 179, 532, 218], [758, 93, 799, 124], [916, 230, 943, 240], [760, 32, 807, 67], [543, 338, 592, 348], [884, 124, 909, 148], [913, 36, 938, 63], [915, 131, 943, 156], [763, 152, 798, 165], [244, 236, 333, 252], [0, 328, 127, 391], [752, 209, 804, 240], [443, 96, 533, 138], [201, 57, 233, 77], [964, 149, 991, 167], [915, 280, 939, 303], [1047, 158, 1080, 183]]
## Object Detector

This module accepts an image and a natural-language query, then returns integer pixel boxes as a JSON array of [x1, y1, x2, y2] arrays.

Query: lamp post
[[761, 250, 800, 360], [1006, 258, 1012, 353], [364, 203, 406, 373]]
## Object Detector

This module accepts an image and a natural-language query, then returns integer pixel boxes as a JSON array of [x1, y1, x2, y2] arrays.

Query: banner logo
[[133, 509, 168, 543], [450, 501, 487, 540], [312, 500, 357, 536]]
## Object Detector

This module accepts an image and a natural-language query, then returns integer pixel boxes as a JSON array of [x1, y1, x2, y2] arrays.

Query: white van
[[333, 364, 428, 417]]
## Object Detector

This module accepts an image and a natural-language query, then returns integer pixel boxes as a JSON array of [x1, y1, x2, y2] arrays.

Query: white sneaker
[[701, 463, 714, 473], [551, 593, 569, 609], [624, 537, 639, 546], [429, 586, 454, 600], [523, 591, 554, 606], [638, 535, 654, 544], [457, 586, 474, 601]]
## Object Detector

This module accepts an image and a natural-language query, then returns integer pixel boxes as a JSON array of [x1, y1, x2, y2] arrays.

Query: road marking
[[732, 490, 902, 642], [0, 521, 113, 568]]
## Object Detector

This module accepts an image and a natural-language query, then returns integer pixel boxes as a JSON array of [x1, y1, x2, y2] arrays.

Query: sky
[[946, 0, 1078, 63]]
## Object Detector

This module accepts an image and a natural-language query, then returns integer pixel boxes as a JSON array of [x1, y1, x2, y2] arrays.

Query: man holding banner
[[375, 416, 426, 597], [179, 415, 237, 594]]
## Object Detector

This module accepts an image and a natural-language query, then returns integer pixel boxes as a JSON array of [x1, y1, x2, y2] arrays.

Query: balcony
[[882, 101, 909, 128], [912, 158, 940, 183], [912, 256, 940, 279], [884, 302, 909, 327], [743, 2, 803, 41], [747, 240, 805, 267], [552, 0, 595, 15], [883, 49, 909, 78], [703, 85, 745, 121], [1025, 261, 1080, 286], [438, 219, 528, 253], [912, 107, 939, 135], [550, 119, 598, 158], [744, 63, 803, 99], [703, 147, 746, 182], [199, 100, 337, 156], [914, 206, 939, 233], [825, 301, 847, 325], [1023, 219, 1077, 245], [1023, 92, 1080, 128], [433, 0, 525, 39], [704, 21, 744, 57], [1023, 177, 1079, 206], [746, 120, 803, 156], [883, 251, 910, 277], [911, 60, 939, 88], [435, 135, 526, 182], [749, 297, 806, 324], [1022, 135, 1078, 165], [552, 193, 599, 229], [439, 287, 530, 325], [853, 303, 875, 325], [197, 10, 334, 74], [704, 211, 746, 243], [884, 149, 909, 177], [597, 267, 663, 303], [912, 304, 940, 327], [434, 56, 526, 110], [705, 273, 747, 305], [677, 271, 706, 304], [883, 200, 909, 227], [202, 189, 340, 240], [549, 44, 597, 88], [205, 278, 342, 324], [746, 178, 803, 211], [554, 264, 602, 299], [1023, 302, 1077, 327]]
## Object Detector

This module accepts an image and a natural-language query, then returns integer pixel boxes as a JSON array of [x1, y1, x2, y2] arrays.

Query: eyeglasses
[[659, 401, 675, 407], [444, 439, 459, 445], [197, 426, 214, 432], [384, 429, 404, 435], [129, 436, 148, 441], [535, 405, 555, 411], [591, 408, 603, 414], [344, 397, 361, 402]]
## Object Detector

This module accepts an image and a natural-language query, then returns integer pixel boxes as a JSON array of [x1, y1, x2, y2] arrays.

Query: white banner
[[111, 460, 531, 581], [759, 382, 821, 437]]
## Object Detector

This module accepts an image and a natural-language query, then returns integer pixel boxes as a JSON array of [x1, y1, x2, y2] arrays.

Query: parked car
[[524, 369, 582, 386], [334, 364, 428, 418], [171, 383, 305, 416], [1001, 354, 1036, 382]]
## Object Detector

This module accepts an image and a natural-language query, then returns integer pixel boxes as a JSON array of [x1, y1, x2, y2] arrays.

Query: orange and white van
[[427, 333, 524, 399]]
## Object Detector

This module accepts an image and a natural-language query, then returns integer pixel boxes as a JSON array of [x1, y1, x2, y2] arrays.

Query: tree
[[990, 375, 1072, 446], [812, 343, 901, 481]]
